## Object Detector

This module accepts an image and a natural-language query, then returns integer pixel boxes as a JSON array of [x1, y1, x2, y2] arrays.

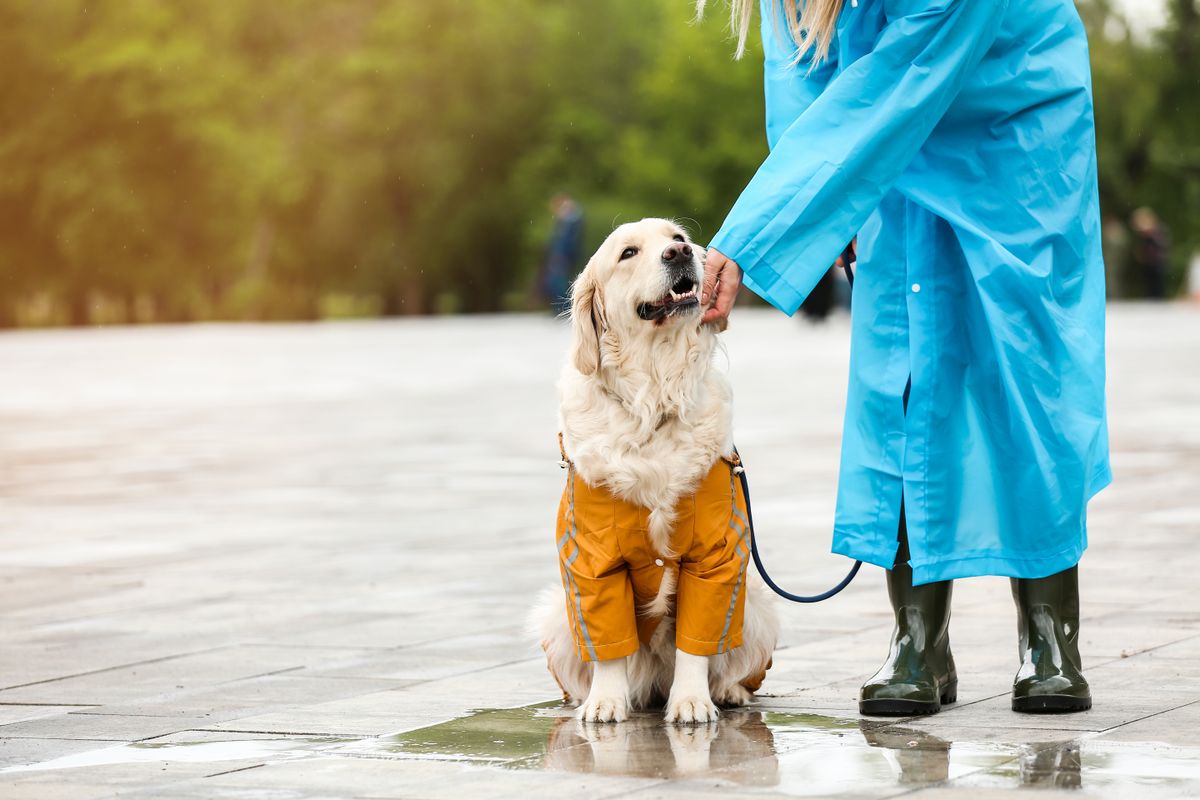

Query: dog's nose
[[662, 243, 693, 263]]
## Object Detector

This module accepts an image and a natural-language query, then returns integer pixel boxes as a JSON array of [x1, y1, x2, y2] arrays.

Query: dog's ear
[[569, 271, 606, 376]]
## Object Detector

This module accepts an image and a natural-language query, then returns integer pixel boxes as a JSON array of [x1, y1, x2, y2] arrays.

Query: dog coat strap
[[557, 432, 571, 469]]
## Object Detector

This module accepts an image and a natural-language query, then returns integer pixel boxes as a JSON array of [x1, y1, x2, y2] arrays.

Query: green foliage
[[0, 0, 1195, 326], [1083, 0, 1200, 292]]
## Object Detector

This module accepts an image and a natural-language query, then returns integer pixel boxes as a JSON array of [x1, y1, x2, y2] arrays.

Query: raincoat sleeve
[[709, 0, 1009, 314]]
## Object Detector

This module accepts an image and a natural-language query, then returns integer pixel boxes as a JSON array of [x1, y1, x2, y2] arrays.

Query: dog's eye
[[672, 234, 685, 243], [619, 247, 638, 261]]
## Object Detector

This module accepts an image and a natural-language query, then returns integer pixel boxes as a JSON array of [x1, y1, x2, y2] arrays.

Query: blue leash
[[736, 458, 863, 603], [737, 243, 863, 604]]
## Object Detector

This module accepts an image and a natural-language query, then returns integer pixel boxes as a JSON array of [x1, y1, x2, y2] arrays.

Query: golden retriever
[[530, 218, 778, 724]]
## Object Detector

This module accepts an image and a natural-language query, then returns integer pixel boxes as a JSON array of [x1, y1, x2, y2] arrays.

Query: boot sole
[[1012, 694, 1092, 713], [860, 685, 957, 717]]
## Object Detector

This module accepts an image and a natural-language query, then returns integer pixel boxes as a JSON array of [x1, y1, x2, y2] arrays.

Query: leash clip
[[558, 460, 569, 469]]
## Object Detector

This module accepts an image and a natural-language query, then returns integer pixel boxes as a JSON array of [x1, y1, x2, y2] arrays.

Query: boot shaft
[[1011, 566, 1082, 664], [1010, 565, 1090, 712], [887, 562, 953, 639]]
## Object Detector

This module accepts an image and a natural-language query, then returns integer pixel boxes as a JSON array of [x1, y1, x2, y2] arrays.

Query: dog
[[530, 218, 778, 724]]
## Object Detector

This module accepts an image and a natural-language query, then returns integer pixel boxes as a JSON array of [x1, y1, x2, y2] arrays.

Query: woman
[[700, 0, 1110, 715]]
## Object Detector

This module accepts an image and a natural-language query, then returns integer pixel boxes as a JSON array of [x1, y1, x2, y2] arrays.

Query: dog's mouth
[[636, 276, 699, 322]]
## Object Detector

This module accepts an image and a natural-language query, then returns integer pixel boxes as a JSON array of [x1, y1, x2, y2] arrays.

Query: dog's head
[[569, 218, 705, 376]]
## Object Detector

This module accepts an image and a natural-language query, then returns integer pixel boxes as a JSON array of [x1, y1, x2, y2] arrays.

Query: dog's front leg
[[664, 649, 718, 724], [577, 657, 630, 723]]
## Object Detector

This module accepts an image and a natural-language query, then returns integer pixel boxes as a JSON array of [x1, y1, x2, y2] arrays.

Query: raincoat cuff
[[707, 234, 803, 316], [675, 631, 743, 657], [578, 635, 641, 663]]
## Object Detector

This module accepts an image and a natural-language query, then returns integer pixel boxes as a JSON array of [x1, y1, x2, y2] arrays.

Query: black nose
[[662, 243, 693, 263]]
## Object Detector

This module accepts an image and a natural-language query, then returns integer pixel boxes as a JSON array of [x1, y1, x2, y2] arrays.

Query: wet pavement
[[1, 304, 1198, 799]]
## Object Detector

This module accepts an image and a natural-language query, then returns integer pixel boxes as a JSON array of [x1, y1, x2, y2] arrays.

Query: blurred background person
[[535, 194, 585, 314], [1130, 207, 1171, 300]]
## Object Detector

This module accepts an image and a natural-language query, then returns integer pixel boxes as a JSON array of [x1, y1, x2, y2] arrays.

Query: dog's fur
[[530, 218, 779, 724]]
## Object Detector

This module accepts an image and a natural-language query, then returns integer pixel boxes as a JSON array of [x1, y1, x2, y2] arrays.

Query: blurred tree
[[0, 0, 1195, 326], [1082, 0, 1200, 295], [341, 1, 568, 313]]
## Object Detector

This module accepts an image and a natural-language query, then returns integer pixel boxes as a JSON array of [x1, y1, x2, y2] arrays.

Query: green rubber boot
[[1011, 566, 1091, 713], [860, 510, 957, 716]]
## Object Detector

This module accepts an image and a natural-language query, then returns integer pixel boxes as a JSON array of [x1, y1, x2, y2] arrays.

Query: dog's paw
[[664, 693, 719, 724], [576, 694, 629, 723], [712, 683, 753, 708]]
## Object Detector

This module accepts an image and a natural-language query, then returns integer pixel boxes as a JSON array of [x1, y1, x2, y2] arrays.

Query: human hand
[[701, 248, 742, 328], [834, 238, 857, 272]]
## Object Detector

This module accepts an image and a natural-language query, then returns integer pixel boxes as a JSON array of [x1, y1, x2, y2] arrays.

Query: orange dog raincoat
[[555, 438, 752, 662]]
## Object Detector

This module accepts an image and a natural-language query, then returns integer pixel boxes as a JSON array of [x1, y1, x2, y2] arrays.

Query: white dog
[[530, 218, 778, 724]]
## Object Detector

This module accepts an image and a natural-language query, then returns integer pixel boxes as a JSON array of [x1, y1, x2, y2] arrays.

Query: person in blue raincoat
[[699, 0, 1110, 715]]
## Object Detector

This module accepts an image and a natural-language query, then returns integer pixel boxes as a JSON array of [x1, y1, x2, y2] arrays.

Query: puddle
[[361, 703, 566, 766], [361, 705, 808, 781], [5, 702, 1200, 796], [965, 742, 1200, 794]]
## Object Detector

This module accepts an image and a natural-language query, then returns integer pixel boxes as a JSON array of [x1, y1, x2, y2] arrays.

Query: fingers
[[702, 269, 740, 325], [701, 250, 726, 307], [833, 238, 858, 273], [701, 248, 741, 326], [711, 265, 740, 320]]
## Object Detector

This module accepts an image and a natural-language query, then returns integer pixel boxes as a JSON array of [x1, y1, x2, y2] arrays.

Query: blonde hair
[[695, 0, 844, 65]]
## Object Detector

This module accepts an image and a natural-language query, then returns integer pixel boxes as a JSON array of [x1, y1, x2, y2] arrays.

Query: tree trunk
[[382, 275, 425, 316], [0, 297, 16, 328], [67, 290, 90, 326]]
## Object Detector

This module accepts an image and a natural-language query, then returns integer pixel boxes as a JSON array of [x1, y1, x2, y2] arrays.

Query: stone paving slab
[[0, 706, 96, 726], [0, 646, 318, 704], [69, 674, 414, 721], [0, 305, 1198, 797], [0, 737, 128, 771], [0, 713, 219, 742]]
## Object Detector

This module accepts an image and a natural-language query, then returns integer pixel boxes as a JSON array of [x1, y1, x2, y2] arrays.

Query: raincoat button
[[912, 283, 921, 293], [655, 559, 664, 567]]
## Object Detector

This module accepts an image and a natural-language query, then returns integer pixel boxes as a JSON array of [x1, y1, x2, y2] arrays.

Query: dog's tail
[[526, 584, 591, 703], [637, 565, 677, 619]]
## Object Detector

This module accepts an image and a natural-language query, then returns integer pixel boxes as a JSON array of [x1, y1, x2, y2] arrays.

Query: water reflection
[[375, 705, 1093, 792], [857, 721, 1082, 790], [859, 724, 951, 784], [543, 712, 778, 784], [1021, 741, 1082, 789]]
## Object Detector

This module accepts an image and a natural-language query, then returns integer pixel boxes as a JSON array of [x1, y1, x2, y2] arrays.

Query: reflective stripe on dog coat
[[555, 449, 752, 662]]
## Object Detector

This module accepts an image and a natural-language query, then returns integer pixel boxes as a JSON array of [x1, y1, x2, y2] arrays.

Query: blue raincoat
[[709, 0, 1111, 584]]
